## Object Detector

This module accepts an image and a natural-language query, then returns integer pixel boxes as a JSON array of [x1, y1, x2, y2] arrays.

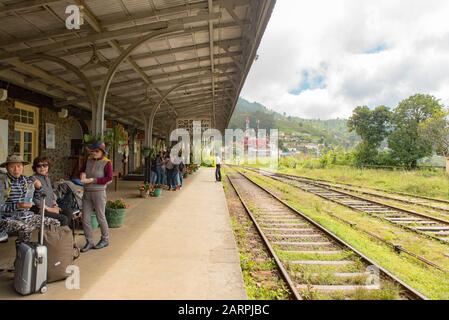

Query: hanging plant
[[142, 148, 151, 157]]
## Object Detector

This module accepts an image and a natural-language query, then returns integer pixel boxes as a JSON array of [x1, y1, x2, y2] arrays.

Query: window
[[14, 102, 39, 176], [14, 107, 35, 125]]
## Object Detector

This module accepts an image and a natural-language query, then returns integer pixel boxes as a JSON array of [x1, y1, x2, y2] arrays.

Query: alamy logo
[[65, 5, 84, 30], [65, 265, 80, 290]]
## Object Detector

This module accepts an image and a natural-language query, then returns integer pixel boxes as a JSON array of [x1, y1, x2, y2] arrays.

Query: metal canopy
[[0, 0, 276, 136]]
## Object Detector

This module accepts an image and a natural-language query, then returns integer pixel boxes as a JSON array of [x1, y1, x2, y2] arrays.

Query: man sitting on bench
[[0, 155, 60, 244]]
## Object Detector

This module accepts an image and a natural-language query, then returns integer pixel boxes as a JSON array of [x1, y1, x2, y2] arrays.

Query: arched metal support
[[143, 115, 151, 148], [95, 25, 183, 137], [147, 81, 194, 148], [166, 120, 178, 148], [23, 54, 97, 132]]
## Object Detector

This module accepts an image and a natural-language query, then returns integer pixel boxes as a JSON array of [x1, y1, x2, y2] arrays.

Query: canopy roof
[[0, 0, 275, 134]]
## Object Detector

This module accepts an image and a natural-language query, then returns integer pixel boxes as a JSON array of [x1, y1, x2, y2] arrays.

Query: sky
[[240, 0, 449, 119]]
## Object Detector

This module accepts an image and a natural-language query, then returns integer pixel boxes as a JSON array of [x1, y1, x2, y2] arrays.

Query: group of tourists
[[149, 151, 186, 191], [0, 141, 112, 253]]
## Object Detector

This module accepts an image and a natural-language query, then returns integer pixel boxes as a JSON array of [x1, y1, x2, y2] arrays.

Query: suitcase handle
[[39, 195, 46, 246]]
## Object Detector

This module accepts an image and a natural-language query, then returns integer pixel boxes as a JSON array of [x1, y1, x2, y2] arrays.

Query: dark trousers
[[215, 164, 222, 181], [32, 206, 71, 227], [166, 169, 173, 189]]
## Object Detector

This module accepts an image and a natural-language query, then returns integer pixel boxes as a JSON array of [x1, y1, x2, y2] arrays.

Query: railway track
[[226, 169, 427, 300], [268, 170, 449, 214], [243, 167, 449, 243]]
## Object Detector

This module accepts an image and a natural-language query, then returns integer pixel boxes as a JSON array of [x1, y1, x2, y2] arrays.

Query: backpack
[[179, 162, 185, 173]]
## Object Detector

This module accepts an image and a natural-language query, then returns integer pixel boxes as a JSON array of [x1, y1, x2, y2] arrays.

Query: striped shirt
[[0, 173, 41, 219]]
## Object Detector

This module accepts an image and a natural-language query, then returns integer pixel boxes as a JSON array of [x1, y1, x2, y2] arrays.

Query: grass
[[258, 164, 449, 200], [241, 168, 449, 299]]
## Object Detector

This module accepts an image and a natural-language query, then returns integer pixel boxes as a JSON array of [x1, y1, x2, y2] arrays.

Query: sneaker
[[0, 230, 8, 242], [94, 239, 109, 250], [81, 242, 95, 253]]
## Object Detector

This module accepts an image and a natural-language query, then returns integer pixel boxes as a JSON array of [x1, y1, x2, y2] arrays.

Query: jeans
[[166, 169, 173, 189], [215, 164, 222, 181], [172, 170, 180, 189], [156, 166, 162, 184], [150, 170, 158, 184], [160, 167, 167, 185]]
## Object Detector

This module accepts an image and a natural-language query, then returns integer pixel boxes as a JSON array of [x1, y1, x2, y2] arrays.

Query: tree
[[388, 94, 444, 168], [419, 110, 449, 173], [348, 105, 391, 165]]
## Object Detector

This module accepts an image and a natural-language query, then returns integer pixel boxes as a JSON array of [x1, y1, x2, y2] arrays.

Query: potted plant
[[105, 199, 129, 228], [91, 214, 99, 230], [151, 186, 162, 197], [139, 183, 151, 198]]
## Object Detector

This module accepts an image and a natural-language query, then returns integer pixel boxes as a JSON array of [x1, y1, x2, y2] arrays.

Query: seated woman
[[0, 155, 60, 243], [31, 156, 71, 227]]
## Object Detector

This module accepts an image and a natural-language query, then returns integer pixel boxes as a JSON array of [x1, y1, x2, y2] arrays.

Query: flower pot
[[91, 214, 99, 229], [105, 208, 126, 228], [152, 188, 162, 197], [140, 189, 150, 198]]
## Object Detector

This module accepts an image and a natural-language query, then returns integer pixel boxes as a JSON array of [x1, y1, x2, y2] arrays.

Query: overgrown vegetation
[[272, 163, 449, 200], [242, 169, 449, 299]]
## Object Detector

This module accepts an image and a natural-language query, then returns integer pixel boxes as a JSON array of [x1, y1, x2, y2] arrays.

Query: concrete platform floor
[[0, 168, 246, 300]]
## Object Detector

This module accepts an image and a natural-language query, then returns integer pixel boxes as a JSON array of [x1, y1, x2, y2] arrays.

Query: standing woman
[[79, 141, 113, 252]]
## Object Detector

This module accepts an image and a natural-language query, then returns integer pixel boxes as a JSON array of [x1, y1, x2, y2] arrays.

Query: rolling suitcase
[[14, 197, 48, 295]]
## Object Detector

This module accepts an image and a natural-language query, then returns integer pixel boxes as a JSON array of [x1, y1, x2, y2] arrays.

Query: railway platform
[[0, 168, 247, 300]]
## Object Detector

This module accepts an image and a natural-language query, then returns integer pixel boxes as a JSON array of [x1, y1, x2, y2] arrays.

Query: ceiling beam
[[71, 62, 236, 86], [42, 23, 246, 60], [0, 0, 63, 15], [0, 0, 250, 47], [0, 12, 222, 60]]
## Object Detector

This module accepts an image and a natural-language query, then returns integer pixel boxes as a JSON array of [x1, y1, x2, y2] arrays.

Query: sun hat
[[87, 141, 108, 154], [0, 154, 30, 168]]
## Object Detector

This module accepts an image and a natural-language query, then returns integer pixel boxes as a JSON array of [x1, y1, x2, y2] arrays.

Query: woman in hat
[[79, 141, 113, 252], [0, 155, 60, 243]]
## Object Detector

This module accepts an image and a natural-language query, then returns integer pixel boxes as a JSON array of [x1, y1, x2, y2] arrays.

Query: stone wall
[[0, 98, 81, 181], [0, 99, 15, 156], [38, 107, 80, 181]]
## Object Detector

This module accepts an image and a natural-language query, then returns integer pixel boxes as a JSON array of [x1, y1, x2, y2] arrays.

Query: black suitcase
[[14, 197, 48, 295]]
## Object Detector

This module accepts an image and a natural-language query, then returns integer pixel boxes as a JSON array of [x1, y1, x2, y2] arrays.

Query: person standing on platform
[[165, 153, 174, 190], [79, 141, 112, 252], [215, 154, 222, 182]]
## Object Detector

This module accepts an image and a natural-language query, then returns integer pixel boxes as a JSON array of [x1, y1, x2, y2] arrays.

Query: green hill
[[229, 98, 359, 151]]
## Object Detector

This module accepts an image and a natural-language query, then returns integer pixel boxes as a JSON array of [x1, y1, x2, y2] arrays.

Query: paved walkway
[[0, 168, 246, 300]]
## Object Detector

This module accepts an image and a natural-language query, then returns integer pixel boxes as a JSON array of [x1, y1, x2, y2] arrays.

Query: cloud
[[240, 0, 449, 119]]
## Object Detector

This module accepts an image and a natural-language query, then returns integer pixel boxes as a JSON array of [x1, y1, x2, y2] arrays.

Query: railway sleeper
[[261, 223, 308, 228], [289, 260, 355, 266], [266, 234, 324, 238], [296, 284, 380, 292], [262, 227, 316, 232], [413, 226, 449, 231]]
